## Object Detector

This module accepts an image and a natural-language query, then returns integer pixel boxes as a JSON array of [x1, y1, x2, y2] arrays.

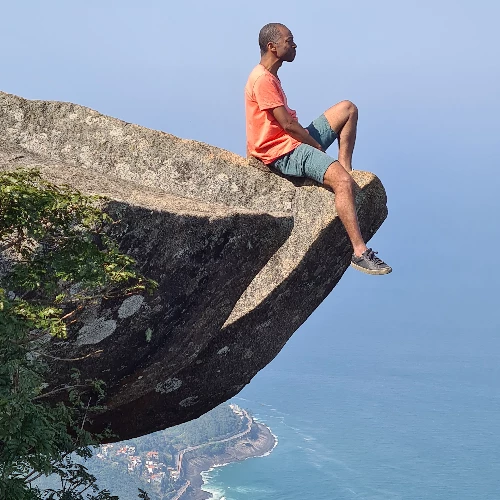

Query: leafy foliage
[[0, 168, 155, 338], [0, 168, 155, 499]]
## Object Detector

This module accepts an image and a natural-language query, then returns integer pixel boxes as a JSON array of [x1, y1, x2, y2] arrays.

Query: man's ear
[[267, 41, 277, 54]]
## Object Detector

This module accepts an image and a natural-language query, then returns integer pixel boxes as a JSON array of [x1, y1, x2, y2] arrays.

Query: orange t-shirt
[[245, 64, 301, 164]]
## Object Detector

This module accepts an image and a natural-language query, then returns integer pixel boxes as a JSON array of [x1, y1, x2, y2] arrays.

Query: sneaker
[[351, 248, 392, 275]]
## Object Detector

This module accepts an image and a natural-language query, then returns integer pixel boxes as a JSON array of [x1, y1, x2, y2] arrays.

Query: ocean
[[199, 291, 500, 500]]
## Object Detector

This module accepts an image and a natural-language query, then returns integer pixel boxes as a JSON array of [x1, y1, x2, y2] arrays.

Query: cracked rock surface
[[0, 91, 388, 440]]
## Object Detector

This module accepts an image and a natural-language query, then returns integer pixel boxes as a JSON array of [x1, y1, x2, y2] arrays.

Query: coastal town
[[92, 404, 276, 499], [96, 443, 179, 487]]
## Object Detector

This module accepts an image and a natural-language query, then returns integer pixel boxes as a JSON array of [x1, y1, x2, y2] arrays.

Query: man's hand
[[272, 106, 323, 151]]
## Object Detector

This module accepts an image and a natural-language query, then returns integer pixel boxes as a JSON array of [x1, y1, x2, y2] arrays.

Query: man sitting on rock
[[245, 23, 392, 275]]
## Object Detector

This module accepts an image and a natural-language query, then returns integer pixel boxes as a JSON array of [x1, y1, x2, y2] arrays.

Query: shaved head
[[258, 23, 288, 55]]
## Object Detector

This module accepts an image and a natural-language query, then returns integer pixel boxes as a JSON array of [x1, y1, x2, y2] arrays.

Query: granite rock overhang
[[0, 91, 388, 440]]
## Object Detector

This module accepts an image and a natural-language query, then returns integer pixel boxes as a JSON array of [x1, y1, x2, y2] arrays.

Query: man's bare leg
[[323, 100, 358, 172], [323, 161, 367, 257], [323, 161, 392, 274]]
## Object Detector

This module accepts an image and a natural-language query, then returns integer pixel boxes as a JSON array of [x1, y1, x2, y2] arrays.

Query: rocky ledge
[[0, 91, 388, 440]]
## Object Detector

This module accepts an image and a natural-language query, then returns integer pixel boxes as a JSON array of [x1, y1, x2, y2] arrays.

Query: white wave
[[281, 423, 301, 431], [302, 435, 317, 441], [201, 469, 232, 500], [233, 485, 276, 494], [201, 462, 230, 476], [200, 484, 229, 500], [343, 487, 358, 497]]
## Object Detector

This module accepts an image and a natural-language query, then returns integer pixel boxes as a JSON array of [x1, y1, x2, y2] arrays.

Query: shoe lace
[[365, 249, 384, 265]]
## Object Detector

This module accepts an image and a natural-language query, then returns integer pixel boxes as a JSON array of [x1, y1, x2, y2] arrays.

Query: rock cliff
[[0, 91, 388, 440]]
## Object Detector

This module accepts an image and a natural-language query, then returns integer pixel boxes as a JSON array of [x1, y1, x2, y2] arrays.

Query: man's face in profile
[[274, 26, 297, 63]]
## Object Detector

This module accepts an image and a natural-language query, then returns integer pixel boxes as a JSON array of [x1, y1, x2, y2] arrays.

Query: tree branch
[[33, 384, 91, 401], [30, 349, 104, 363]]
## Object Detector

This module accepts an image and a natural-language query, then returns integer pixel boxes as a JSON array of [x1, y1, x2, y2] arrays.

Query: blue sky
[[2, 1, 499, 374]]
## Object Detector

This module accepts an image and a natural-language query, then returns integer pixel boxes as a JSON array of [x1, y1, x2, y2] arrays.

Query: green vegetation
[[0, 168, 156, 499], [130, 404, 245, 453]]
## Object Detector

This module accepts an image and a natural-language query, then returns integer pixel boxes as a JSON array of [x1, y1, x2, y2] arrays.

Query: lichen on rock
[[118, 295, 144, 319], [76, 318, 117, 346]]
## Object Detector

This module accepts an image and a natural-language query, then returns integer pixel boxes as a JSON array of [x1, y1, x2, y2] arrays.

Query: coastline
[[178, 420, 276, 500]]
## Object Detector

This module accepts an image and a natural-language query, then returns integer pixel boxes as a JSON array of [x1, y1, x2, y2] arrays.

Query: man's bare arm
[[272, 106, 323, 151]]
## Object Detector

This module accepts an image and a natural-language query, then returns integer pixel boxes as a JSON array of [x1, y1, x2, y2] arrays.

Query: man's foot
[[351, 248, 392, 275]]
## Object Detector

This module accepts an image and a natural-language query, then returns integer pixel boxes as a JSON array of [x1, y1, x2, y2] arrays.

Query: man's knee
[[340, 100, 358, 117], [324, 101, 358, 132], [323, 161, 353, 190]]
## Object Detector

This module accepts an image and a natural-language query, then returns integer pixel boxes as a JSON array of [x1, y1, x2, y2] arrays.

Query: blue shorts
[[271, 114, 338, 184]]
